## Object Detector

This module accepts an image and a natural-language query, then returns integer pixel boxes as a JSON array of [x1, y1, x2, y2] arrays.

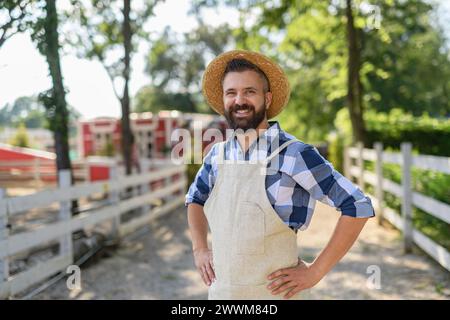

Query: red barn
[[0, 111, 228, 184], [77, 111, 184, 159]]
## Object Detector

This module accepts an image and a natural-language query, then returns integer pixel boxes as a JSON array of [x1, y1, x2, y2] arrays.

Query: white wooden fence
[[0, 158, 106, 183], [344, 142, 450, 272], [0, 160, 187, 299]]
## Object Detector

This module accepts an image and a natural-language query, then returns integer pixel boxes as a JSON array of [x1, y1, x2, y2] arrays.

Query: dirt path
[[34, 202, 450, 300]]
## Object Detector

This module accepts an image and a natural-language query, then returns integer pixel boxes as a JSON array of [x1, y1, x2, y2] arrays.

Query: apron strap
[[217, 140, 226, 163], [218, 130, 237, 163], [265, 139, 298, 164]]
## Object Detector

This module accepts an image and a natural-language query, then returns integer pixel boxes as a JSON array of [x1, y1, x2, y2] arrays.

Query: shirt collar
[[232, 120, 281, 140], [230, 121, 282, 156]]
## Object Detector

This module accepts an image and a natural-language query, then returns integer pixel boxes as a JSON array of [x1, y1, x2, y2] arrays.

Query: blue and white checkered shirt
[[185, 121, 375, 231]]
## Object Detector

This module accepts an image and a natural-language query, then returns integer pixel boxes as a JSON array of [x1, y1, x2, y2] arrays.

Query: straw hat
[[202, 50, 290, 119]]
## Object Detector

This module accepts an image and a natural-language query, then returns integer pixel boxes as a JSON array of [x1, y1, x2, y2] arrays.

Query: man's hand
[[193, 248, 215, 286], [267, 216, 370, 299], [187, 203, 215, 286], [267, 259, 322, 299]]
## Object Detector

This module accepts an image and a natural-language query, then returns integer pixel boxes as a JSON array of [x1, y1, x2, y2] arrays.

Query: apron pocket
[[236, 201, 265, 255]]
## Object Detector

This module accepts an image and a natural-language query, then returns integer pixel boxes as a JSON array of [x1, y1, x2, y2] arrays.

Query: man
[[185, 50, 375, 300]]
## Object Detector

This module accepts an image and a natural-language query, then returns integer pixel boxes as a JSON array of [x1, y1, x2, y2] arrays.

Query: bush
[[329, 108, 450, 250], [365, 109, 450, 156], [9, 123, 31, 148], [326, 108, 353, 172], [364, 161, 450, 250], [327, 108, 450, 172], [186, 162, 201, 192]]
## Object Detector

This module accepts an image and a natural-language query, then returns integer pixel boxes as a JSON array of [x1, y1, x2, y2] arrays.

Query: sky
[[0, 0, 448, 120], [0, 0, 239, 120]]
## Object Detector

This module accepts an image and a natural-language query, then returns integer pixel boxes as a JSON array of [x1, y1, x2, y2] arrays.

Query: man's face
[[222, 70, 272, 131]]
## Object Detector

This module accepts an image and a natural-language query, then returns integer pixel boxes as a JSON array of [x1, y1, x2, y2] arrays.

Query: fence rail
[[344, 142, 450, 272], [0, 160, 187, 298], [0, 159, 90, 182]]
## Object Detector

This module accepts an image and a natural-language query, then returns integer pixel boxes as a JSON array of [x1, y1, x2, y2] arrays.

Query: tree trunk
[[345, 0, 369, 147], [43, 0, 78, 213], [121, 0, 133, 176]]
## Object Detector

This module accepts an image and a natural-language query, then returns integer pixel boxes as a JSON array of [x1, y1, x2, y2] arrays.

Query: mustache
[[230, 104, 255, 112]]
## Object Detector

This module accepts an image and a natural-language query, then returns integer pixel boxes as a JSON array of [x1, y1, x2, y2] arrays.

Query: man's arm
[[187, 203, 216, 286], [187, 203, 209, 251], [310, 215, 369, 278], [185, 144, 219, 287], [267, 215, 369, 299], [267, 143, 375, 299], [291, 144, 375, 220]]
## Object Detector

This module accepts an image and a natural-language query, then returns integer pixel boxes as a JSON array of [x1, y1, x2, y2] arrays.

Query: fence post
[[374, 142, 384, 225], [401, 142, 413, 254], [356, 142, 364, 188], [34, 158, 41, 186], [0, 188, 9, 294], [140, 159, 151, 214], [58, 170, 73, 263], [85, 159, 91, 182], [164, 161, 175, 202], [109, 165, 121, 242]]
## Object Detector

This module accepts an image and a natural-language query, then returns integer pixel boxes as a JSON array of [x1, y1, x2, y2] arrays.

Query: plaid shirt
[[185, 121, 375, 231]]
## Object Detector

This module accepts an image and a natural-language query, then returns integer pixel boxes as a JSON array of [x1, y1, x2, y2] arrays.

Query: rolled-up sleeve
[[291, 144, 375, 218], [185, 143, 218, 207]]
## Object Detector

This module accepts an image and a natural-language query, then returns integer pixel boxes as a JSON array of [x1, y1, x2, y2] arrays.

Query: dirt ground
[[33, 202, 450, 300]]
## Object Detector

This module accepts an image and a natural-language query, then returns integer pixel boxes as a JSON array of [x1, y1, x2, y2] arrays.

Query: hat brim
[[202, 50, 290, 120]]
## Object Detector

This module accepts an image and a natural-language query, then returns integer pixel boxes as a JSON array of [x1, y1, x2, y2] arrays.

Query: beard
[[224, 101, 267, 131]]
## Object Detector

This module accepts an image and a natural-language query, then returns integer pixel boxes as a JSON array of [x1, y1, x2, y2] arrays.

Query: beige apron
[[204, 138, 307, 300]]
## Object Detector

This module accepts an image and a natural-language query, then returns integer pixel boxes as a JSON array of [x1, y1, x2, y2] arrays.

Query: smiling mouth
[[234, 109, 252, 118]]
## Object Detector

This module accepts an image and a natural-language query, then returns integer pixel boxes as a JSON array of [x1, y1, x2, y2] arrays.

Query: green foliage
[[9, 122, 31, 148], [329, 108, 450, 170], [327, 132, 345, 173], [137, 21, 233, 114], [321, 108, 353, 171], [364, 161, 450, 250], [186, 163, 201, 192], [133, 85, 199, 114], [0, 0, 38, 48], [216, 0, 450, 143], [0, 95, 82, 131], [327, 106, 449, 188], [97, 137, 115, 157], [365, 109, 450, 156], [0, 96, 45, 128], [361, 0, 450, 117]]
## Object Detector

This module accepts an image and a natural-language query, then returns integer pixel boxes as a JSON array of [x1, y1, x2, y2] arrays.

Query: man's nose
[[234, 92, 246, 105]]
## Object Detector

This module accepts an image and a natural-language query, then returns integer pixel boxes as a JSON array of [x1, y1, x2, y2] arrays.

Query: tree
[[29, 0, 79, 214], [31, 0, 73, 176], [195, 0, 450, 144], [346, 0, 368, 145], [134, 85, 197, 113], [66, 0, 161, 175], [361, 0, 450, 117], [1, 2, 83, 216], [0, 96, 46, 128], [136, 22, 233, 114], [0, 0, 35, 48]]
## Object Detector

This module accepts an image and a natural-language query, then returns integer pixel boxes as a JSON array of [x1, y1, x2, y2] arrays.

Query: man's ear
[[265, 92, 273, 109]]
